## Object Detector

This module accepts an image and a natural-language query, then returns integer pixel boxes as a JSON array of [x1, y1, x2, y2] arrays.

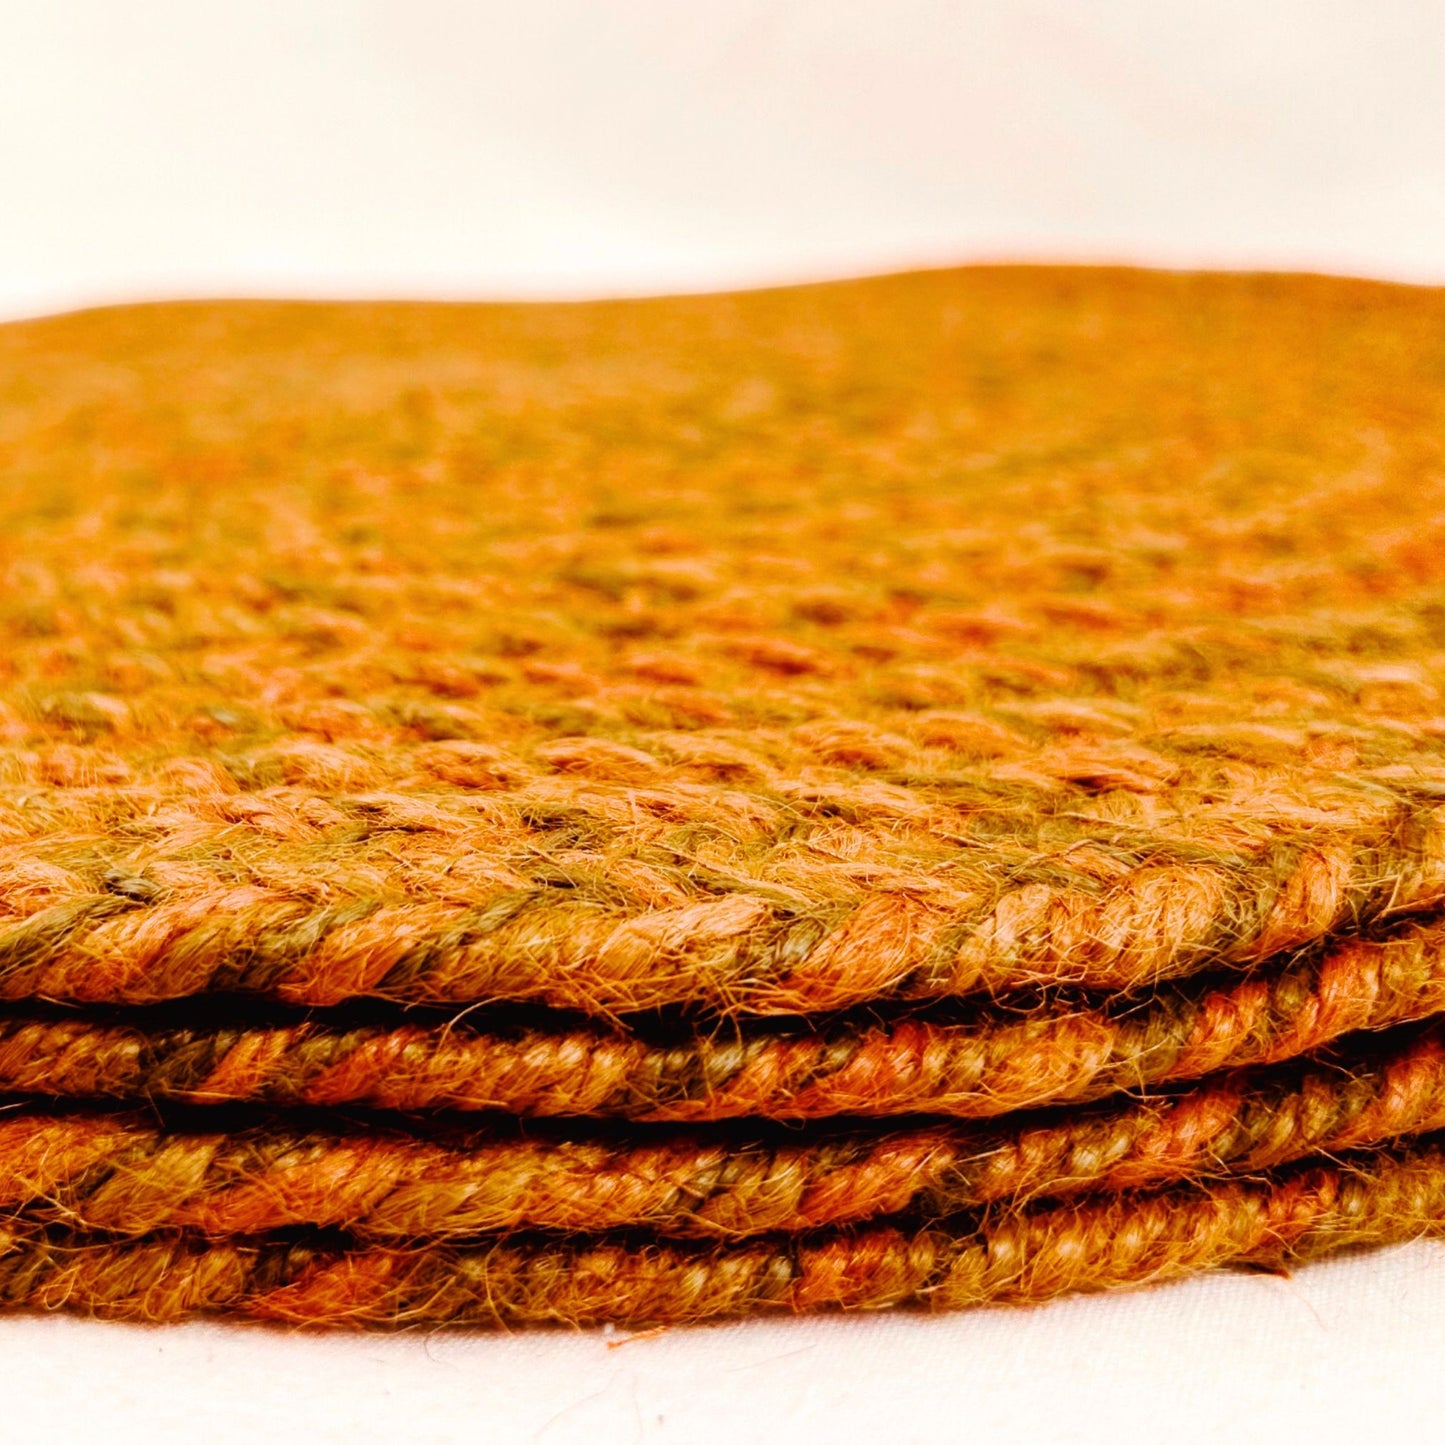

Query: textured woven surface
[[3, 267, 1445, 1325]]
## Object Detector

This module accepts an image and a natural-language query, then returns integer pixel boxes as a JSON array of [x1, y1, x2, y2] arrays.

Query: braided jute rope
[[2, 1019, 1444, 1239], [0, 811, 1441, 1014], [3, 919, 1443, 1120], [5, 1144, 1445, 1326], [2, 273, 1445, 1022]]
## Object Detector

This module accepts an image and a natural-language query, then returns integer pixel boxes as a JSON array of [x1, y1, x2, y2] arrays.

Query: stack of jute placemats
[[1, 267, 1445, 1328]]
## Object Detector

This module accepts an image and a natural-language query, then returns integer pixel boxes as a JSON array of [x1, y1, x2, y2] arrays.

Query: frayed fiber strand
[[4, 266, 1445, 1323], [2, 1018, 1445, 1239], [6, 1144, 1445, 1327], [0, 920, 1441, 1120]]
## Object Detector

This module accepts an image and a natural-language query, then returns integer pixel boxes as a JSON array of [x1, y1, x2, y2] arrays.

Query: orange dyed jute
[[2, 266, 1445, 1327]]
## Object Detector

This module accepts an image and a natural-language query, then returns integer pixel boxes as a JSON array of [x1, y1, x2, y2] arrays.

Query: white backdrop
[[4, 0, 1445, 321], [4, 3, 1445, 1441]]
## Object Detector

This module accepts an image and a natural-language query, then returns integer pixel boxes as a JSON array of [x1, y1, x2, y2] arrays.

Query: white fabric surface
[[4, 4, 1445, 1440]]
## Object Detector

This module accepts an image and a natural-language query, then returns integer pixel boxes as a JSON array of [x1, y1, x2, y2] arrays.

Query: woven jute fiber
[[2, 266, 1445, 1327]]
